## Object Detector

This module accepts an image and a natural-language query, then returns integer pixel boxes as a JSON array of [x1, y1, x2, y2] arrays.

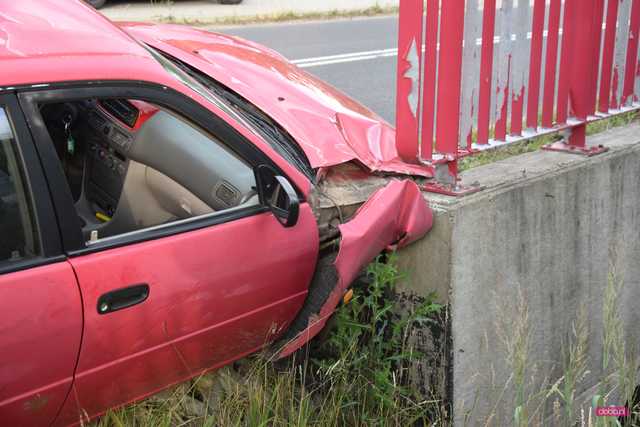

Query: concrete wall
[[398, 123, 640, 425]]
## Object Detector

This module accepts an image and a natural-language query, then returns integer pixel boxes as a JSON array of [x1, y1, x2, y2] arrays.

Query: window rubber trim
[[68, 204, 269, 257], [0, 255, 67, 276], [0, 92, 64, 275]]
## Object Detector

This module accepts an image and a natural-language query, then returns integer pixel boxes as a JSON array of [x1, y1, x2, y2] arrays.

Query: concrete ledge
[[398, 123, 640, 424]]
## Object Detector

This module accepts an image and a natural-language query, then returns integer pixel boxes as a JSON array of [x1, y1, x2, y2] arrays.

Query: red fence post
[[526, 0, 546, 130], [395, 0, 424, 163], [542, 0, 562, 128], [588, 0, 606, 116], [566, 0, 597, 146], [555, 0, 577, 125], [622, 0, 640, 106], [420, 0, 440, 161], [434, 0, 465, 182], [599, 0, 621, 113], [543, 0, 609, 155], [477, 0, 497, 145]]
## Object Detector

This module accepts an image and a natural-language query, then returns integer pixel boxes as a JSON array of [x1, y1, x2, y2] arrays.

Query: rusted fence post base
[[542, 124, 609, 156], [542, 140, 609, 156], [421, 163, 482, 196], [422, 181, 482, 197]]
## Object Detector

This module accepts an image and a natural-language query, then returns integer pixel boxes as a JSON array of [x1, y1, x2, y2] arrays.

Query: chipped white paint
[[459, 0, 483, 148], [614, 0, 632, 106], [493, 0, 515, 137], [510, 0, 532, 132], [404, 38, 421, 118]]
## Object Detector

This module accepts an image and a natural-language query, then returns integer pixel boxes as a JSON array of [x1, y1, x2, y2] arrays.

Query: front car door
[[18, 83, 319, 425], [0, 94, 83, 426]]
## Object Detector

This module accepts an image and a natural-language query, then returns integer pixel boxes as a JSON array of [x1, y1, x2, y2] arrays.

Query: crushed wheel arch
[[275, 179, 433, 359]]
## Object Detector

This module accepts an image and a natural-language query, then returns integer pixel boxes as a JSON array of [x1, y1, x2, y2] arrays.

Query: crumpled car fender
[[277, 179, 433, 358], [121, 24, 434, 179]]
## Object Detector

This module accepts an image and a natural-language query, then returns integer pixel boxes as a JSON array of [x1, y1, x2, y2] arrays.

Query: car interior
[[39, 98, 258, 243]]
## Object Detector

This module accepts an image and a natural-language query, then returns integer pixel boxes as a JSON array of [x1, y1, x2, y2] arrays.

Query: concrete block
[[398, 123, 640, 425]]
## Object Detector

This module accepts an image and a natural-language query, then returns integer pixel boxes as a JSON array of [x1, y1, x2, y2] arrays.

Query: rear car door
[[0, 94, 83, 426], [18, 84, 319, 425]]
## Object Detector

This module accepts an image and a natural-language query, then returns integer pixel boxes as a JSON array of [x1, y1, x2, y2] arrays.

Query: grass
[[585, 110, 639, 136], [557, 305, 589, 426], [487, 266, 639, 426], [152, 5, 399, 27], [458, 133, 560, 172]]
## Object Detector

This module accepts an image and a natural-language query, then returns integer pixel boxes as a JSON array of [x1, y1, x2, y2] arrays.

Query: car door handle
[[97, 284, 149, 314]]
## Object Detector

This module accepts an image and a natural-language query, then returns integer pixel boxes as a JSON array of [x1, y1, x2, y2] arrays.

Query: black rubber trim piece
[[0, 255, 66, 276], [280, 252, 339, 342], [67, 205, 269, 257], [0, 93, 63, 261], [17, 93, 85, 252]]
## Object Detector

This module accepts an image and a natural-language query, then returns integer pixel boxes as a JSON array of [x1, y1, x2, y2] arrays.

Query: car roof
[[0, 0, 168, 87]]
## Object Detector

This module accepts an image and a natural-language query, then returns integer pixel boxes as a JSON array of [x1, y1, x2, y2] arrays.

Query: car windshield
[[145, 45, 315, 181]]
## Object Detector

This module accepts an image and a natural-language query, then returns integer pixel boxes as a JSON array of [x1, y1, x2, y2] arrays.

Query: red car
[[0, 1, 432, 425]]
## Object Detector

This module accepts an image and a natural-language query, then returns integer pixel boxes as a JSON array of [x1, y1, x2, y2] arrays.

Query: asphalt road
[[215, 16, 400, 124]]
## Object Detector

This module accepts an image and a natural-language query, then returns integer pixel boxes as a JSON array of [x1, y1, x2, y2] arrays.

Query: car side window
[[38, 98, 258, 244], [0, 108, 39, 263]]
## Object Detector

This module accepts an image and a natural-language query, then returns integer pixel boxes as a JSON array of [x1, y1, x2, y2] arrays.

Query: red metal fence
[[396, 0, 640, 195]]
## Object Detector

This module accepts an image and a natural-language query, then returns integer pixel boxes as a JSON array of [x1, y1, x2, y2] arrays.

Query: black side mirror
[[255, 165, 299, 228]]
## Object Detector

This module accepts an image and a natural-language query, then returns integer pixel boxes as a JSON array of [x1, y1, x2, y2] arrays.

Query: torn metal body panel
[[308, 163, 394, 243], [277, 179, 433, 358]]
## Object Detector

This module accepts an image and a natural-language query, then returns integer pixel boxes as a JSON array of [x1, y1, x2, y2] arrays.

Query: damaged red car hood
[[121, 23, 431, 177]]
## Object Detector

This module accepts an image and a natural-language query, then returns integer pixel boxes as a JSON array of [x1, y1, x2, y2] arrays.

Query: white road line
[[291, 48, 397, 68], [292, 47, 398, 64]]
